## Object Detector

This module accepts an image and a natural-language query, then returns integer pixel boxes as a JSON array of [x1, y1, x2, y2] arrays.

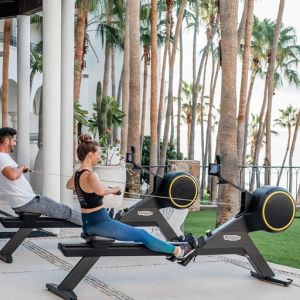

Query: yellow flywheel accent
[[262, 191, 296, 232], [168, 175, 199, 208]]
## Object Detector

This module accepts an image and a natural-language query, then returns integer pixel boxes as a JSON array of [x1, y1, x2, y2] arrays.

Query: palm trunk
[[157, 5, 172, 161], [74, 7, 88, 161], [206, 57, 220, 196], [200, 52, 209, 163], [120, 4, 130, 156], [2, 19, 12, 127], [127, 0, 141, 193], [159, 0, 188, 176], [237, 0, 248, 46], [276, 125, 291, 186], [288, 109, 300, 193], [193, 0, 199, 99], [189, 15, 219, 159], [117, 66, 124, 103], [38, 89, 43, 148], [170, 100, 174, 145], [216, 0, 239, 226], [237, 0, 254, 166], [150, 0, 158, 191], [242, 73, 256, 166], [177, 28, 183, 155], [103, 42, 111, 98], [111, 47, 118, 141], [265, 0, 285, 184], [140, 46, 149, 153], [249, 75, 268, 190]]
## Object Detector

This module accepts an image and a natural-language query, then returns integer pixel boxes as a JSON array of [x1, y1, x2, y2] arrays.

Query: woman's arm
[[88, 172, 121, 196], [66, 175, 75, 190]]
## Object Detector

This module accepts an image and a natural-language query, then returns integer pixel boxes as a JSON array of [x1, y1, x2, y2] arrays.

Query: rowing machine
[[113, 146, 199, 240]]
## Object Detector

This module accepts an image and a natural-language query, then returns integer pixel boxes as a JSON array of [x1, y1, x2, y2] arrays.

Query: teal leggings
[[82, 208, 176, 254]]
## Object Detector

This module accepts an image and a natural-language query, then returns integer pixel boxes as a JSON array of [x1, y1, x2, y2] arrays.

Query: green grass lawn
[[184, 210, 300, 269]]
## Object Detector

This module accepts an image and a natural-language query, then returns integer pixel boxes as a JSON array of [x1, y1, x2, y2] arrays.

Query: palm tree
[[150, 0, 159, 190], [217, 0, 239, 226], [288, 109, 300, 193], [127, 0, 141, 193], [180, 81, 193, 154], [73, 0, 100, 160], [176, 27, 183, 155], [159, 0, 188, 175], [189, 0, 219, 159], [120, 1, 130, 156], [237, 0, 254, 166], [157, 0, 172, 162], [274, 105, 297, 186], [264, 0, 285, 184], [249, 19, 300, 188], [1, 19, 12, 127]]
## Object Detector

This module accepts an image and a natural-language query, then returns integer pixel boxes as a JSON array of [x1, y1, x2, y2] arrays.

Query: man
[[0, 127, 81, 225]]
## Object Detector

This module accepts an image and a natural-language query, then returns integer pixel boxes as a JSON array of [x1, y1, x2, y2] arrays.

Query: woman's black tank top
[[74, 169, 104, 209]]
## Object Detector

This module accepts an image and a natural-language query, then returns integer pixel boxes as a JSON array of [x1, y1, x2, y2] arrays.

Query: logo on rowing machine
[[223, 235, 241, 242], [137, 211, 153, 217]]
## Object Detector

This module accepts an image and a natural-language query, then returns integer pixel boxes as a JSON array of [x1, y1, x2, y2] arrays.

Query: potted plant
[[86, 82, 126, 208]]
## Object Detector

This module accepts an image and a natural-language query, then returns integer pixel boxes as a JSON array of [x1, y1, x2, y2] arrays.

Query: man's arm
[[2, 165, 29, 181]]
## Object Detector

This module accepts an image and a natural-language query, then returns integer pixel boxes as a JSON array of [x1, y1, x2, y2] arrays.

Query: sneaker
[[175, 244, 195, 260]]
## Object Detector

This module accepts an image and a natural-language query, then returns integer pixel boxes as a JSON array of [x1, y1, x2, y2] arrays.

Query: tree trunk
[[170, 99, 174, 145], [74, 7, 88, 161], [1, 19, 12, 127], [103, 42, 111, 97], [159, 0, 188, 175], [242, 73, 256, 166], [249, 75, 268, 190], [237, 0, 254, 166], [157, 3, 172, 162], [38, 89, 43, 148], [276, 125, 291, 186], [150, 0, 158, 191], [177, 28, 183, 155], [117, 66, 123, 103], [265, 0, 285, 184], [127, 0, 141, 193], [193, 0, 199, 100], [111, 46, 118, 141], [200, 52, 209, 163], [216, 0, 239, 226], [205, 57, 220, 197], [189, 15, 219, 159], [120, 4, 130, 156], [140, 46, 149, 153], [237, 0, 248, 46], [288, 109, 300, 193]]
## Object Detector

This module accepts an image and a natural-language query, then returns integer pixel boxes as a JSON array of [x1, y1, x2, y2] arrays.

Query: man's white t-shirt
[[0, 153, 36, 208]]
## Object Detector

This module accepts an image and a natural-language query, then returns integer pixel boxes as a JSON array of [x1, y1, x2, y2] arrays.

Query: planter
[[93, 165, 126, 208]]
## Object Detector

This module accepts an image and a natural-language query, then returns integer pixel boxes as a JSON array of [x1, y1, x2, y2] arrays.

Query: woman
[[67, 134, 194, 260]]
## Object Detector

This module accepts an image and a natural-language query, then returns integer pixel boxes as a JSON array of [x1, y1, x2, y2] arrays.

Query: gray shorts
[[13, 194, 82, 226]]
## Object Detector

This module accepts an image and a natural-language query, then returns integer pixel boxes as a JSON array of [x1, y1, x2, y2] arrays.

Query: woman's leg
[[86, 217, 176, 255]]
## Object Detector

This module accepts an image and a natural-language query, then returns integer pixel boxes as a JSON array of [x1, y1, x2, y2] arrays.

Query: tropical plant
[[273, 105, 297, 186]]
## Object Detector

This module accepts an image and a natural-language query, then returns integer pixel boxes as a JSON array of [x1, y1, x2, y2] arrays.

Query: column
[[61, 0, 75, 207], [42, 0, 61, 200], [17, 16, 30, 166]]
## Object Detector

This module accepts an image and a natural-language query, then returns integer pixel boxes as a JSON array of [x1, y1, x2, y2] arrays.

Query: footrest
[[46, 283, 77, 300], [250, 271, 293, 286], [81, 233, 115, 248]]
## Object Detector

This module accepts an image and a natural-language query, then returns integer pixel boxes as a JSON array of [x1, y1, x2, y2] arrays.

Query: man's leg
[[14, 196, 82, 225]]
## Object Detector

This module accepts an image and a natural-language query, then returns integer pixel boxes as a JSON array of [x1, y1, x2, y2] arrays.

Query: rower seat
[[81, 233, 115, 248]]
